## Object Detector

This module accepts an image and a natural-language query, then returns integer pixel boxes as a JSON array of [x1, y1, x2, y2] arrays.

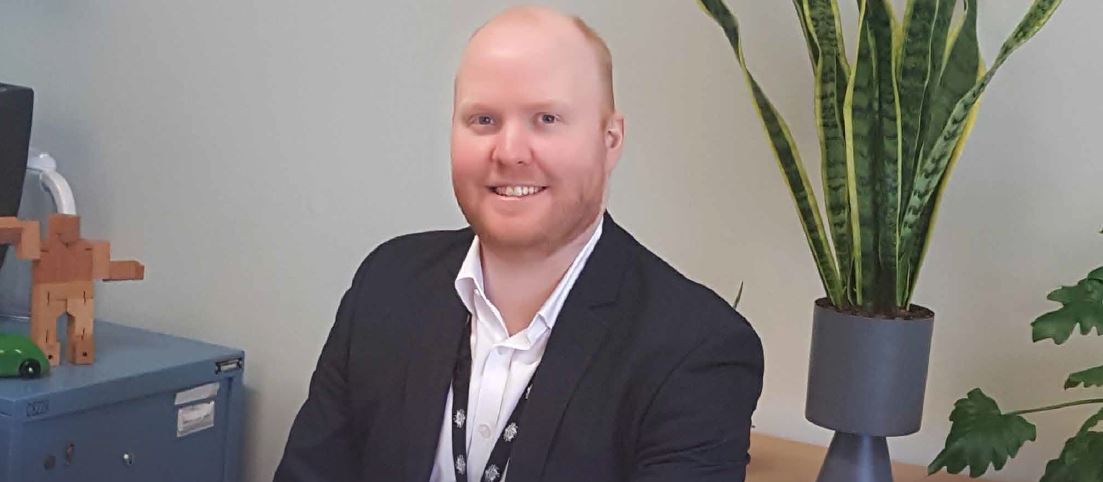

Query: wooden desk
[[748, 433, 983, 481]]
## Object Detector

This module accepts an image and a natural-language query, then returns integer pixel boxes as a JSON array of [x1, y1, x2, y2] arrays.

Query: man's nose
[[491, 122, 533, 165]]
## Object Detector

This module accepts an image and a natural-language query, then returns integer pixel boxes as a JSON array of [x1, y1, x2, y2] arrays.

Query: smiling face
[[451, 8, 623, 256]]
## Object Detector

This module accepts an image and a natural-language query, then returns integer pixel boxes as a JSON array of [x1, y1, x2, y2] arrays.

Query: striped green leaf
[[921, 0, 982, 165], [904, 94, 982, 302], [897, 0, 941, 223], [900, 0, 1064, 305], [828, 1, 851, 125], [867, 0, 904, 309], [904, 0, 982, 297], [914, 0, 958, 190], [797, 0, 851, 126], [793, 0, 820, 68], [927, 0, 958, 88], [844, 0, 880, 310], [697, 0, 845, 306], [807, 0, 854, 305]]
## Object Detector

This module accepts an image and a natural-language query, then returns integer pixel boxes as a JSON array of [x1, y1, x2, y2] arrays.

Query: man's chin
[[475, 227, 545, 252]]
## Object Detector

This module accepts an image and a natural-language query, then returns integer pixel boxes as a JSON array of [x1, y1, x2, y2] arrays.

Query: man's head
[[451, 6, 624, 257]]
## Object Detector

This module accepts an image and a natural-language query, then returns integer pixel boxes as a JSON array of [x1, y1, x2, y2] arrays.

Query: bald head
[[457, 6, 615, 115]]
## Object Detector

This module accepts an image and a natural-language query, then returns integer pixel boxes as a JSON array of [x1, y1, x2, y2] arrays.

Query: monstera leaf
[[929, 388, 1037, 477], [1032, 267, 1103, 344], [1066, 364, 1103, 389], [1040, 408, 1103, 481]]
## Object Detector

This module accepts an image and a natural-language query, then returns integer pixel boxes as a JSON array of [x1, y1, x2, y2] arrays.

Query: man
[[275, 5, 763, 482]]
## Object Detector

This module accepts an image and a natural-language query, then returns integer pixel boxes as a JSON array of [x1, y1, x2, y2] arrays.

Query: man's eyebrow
[[455, 100, 571, 113], [455, 101, 495, 113], [526, 100, 570, 112]]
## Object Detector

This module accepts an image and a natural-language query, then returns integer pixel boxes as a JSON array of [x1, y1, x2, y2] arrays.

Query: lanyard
[[451, 315, 535, 482]]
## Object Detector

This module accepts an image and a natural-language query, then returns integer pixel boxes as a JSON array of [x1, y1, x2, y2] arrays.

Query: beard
[[454, 183, 604, 258]]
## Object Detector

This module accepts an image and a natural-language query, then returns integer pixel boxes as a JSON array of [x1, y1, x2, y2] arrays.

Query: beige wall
[[1, 1, 1099, 480]]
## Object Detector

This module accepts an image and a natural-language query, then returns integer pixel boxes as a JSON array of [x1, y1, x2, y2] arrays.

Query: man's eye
[[540, 114, 558, 124], [473, 115, 494, 125]]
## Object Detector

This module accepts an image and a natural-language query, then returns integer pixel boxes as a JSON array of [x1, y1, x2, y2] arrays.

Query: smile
[[490, 185, 547, 198]]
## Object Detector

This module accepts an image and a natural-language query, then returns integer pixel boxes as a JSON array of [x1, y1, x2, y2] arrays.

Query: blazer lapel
[[401, 233, 471, 482], [507, 212, 633, 481]]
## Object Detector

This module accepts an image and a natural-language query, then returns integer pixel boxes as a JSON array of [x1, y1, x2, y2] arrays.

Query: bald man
[[275, 6, 763, 482]]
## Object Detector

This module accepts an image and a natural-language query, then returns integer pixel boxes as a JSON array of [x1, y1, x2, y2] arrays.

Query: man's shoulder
[[622, 232, 756, 344], [351, 227, 473, 283], [374, 227, 473, 258]]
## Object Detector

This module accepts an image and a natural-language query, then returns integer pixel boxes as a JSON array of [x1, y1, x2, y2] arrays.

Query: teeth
[[495, 186, 542, 197]]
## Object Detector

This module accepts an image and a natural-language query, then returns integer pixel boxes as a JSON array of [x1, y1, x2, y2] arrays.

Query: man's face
[[451, 19, 623, 255]]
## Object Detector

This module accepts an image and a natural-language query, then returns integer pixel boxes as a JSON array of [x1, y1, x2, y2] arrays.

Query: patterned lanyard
[[451, 315, 535, 482]]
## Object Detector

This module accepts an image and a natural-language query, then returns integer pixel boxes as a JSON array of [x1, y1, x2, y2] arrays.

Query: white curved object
[[25, 148, 77, 215]]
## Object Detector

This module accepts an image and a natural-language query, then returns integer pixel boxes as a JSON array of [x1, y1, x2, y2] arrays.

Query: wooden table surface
[[748, 433, 987, 481]]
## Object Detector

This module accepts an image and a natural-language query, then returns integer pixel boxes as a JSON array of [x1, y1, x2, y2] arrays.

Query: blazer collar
[[401, 211, 634, 481], [507, 212, 634, 480]]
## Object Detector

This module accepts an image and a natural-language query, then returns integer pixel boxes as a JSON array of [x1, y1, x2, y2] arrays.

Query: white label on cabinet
[[175, 382, 220, 406], [177, 401, 216, 437]]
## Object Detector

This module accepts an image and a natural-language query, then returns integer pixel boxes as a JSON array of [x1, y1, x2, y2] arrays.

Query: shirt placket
[[467, 291, 510, 482]]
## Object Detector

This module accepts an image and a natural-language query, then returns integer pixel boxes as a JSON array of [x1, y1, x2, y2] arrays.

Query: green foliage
[[698, 0, 1064, 315], [933, 237, 1103, 479], [1066, 365, 1103, 390], [928, 389, 1037, 478], [1032, 267, 1103, 344], [1040, 408, 1103, 481]]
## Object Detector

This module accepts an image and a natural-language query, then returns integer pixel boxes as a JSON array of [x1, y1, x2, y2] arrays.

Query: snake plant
[[930, 241, 1103, 479], [698, 0, 1063, 316]]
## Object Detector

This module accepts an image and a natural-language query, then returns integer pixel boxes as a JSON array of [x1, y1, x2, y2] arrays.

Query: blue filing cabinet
[[0, 313, 244, 482]]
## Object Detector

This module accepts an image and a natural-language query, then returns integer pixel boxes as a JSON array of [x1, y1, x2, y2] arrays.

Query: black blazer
[[275, 213, 764, 482]]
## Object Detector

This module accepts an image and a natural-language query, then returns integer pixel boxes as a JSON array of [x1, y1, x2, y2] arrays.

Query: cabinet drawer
[[13, 379, 229, 482]]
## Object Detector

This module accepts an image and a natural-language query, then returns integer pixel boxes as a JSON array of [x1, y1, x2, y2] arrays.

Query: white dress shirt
[[429, 217, 604, 482]]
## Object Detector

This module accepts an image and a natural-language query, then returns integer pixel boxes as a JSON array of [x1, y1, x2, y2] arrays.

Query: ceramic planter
[[805, 298, 935, 482]]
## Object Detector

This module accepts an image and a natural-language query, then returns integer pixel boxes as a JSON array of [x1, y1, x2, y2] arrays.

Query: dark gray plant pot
[[805, 297, 934, 482]]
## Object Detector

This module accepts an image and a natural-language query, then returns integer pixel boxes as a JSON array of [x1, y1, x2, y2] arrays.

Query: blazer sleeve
[[273, 270, 365, 481], [630, 319, 765, 482]]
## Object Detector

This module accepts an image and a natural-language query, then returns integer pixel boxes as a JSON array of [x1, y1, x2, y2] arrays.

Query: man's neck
[[481, 214, 602, 336]]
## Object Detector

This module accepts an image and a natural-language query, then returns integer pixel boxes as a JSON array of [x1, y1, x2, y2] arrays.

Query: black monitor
[[0, 83, 33, 274]]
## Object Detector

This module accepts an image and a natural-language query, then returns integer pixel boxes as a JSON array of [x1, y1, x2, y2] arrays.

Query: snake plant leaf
[[902, 0, 983, 301], [1031, 276, 1103, 345], [1039, 407, 1103, 482], [731, 281, 745, 309], [807, 0, 854, 305], [697, 0, 845, 306], [793, 0, 819, 68], [828, 1, 850, 128], [795, 0, 850, 120], [927, 0, 957, 87], [868, 0, 903, 309], [929, 388, 1037, 478], [914, 0, 958, 167], [900, 0, 1063, 305], [922, 0, 980, 158], [896, 0, 942, 214], [1065, 364, 1103, 390], [845, 0, 881, 309], [900, 94, 980, 303], [1033, 277, 1103, 344]]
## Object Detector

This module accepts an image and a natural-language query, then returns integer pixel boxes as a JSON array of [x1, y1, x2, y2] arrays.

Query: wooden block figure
[[0, 214, 144, 366]]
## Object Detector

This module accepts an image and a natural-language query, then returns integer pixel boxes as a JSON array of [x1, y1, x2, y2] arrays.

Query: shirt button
[[478, 424, 492, 439]]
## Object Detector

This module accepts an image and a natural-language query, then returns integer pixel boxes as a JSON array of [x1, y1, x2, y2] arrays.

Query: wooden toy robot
[[0, 214, 144, 366]]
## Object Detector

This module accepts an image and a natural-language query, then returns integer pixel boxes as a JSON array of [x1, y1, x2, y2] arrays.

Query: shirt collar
[[454, 214, 605, 331]]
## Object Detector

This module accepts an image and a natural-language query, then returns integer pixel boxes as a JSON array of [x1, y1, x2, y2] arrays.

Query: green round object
[[0, 332, 50, 379]]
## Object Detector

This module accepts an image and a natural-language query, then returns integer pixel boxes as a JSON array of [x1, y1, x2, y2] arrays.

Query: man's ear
[[604, 112, 624, 150], [603, 112, 624, 172]]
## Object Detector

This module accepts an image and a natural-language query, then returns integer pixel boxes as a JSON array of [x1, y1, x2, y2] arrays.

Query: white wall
[[1, 1, 1099, 481]]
